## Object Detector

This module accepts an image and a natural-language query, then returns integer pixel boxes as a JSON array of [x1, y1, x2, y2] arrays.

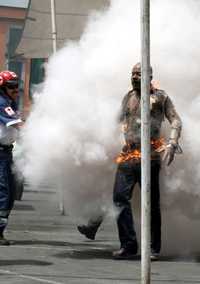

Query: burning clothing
[[119, 88, 182, 160], [77, 63, 182, 257], [113, 84, 182, 256]]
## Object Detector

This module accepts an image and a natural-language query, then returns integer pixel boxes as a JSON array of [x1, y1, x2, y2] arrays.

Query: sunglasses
[[5, 83, 19, 90]]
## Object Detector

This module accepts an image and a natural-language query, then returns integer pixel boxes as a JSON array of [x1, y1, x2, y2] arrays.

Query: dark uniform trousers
[[0, 147, 15, 234], [113, 160, 161, 253]]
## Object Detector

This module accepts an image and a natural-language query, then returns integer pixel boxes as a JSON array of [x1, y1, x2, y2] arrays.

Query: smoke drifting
[[17, 0, 200, 254]]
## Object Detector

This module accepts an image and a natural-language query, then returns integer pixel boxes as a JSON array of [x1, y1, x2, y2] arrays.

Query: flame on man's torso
[[114, 138, 165, 164], [115, 88, 167, 164]]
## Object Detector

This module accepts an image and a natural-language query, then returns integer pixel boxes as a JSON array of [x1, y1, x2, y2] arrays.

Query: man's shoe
[[150, 249, 160, 261], [77, 225, 96, 240], [0, 235, 10, 246], [113, 247, 137, 260]]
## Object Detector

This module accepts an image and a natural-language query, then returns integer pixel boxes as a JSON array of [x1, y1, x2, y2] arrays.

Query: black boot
[[150, 248, 160, 261], [77, 217, 103, 240], [77, 225, 97, 240], [0, 232, 10, 246], [113, 246, 138, 260]]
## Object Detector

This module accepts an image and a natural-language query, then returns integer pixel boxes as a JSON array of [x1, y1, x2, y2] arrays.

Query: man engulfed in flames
[[77, 63, 182, 260]]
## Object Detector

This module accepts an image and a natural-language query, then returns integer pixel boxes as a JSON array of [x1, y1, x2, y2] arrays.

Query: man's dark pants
[[0, 148, 15, 234], [113, 160, 161, 253]]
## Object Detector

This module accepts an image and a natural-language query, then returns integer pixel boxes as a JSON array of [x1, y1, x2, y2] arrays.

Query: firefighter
[[0, 71, 23, 245], [78, 63, 182, 260]]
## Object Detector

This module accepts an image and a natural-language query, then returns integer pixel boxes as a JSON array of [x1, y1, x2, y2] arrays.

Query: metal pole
[[141, 0, 151, 283], [50, 0, 57, 53], [50, 0, 65, 215]]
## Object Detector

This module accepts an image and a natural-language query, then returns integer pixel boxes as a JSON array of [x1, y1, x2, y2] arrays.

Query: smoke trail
[[17, 0, 200, 253]]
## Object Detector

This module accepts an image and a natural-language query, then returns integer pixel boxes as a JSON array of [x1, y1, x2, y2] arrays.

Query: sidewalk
[[0, 189, 199, 284]]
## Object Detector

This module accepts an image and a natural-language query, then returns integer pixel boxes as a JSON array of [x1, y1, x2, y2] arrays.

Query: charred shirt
[[119, 88, 182, 159], [0, 91, 22, 145]]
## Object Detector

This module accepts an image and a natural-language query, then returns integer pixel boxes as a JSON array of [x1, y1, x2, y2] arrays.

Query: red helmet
[[0, 70, 18, 86]]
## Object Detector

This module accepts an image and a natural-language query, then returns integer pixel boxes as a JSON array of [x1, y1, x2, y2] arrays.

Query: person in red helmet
[[0, 70, 23, 245]]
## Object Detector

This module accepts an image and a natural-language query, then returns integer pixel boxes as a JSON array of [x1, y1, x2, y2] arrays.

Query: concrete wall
[[17, 0, 109, 58]]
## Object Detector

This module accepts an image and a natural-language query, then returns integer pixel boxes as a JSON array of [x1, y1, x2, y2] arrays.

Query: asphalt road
[[0, 189, 200, 284]]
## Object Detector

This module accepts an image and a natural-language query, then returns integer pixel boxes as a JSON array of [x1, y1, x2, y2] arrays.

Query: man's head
[[131, 62, 153, 91], [0, 70, 19, 101]]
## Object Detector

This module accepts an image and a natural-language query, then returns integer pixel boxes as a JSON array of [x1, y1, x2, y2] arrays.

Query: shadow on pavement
[[54, 249, 200, 262], [53, 249, 140, 260], [13, 204, 35, 211], [0, 260, 52, 266], [13, 240, 113, 248], [159, 255, 200, 263], [54, 249, 113, 260]]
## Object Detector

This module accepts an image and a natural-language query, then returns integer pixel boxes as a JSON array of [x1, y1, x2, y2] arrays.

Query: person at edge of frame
[[77, 62, 182, 260], [0, 70, 23, 245]]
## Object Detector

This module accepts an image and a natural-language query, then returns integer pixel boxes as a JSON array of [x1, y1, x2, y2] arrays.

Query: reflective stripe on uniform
[[0, 217, 8, 228], [0, 210, 10, 218]]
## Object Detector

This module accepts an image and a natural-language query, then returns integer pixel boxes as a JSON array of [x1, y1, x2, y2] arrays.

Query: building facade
[[0, 1, 29, 114], [0, 1, 28, 69], [15, 0, 109, 116]]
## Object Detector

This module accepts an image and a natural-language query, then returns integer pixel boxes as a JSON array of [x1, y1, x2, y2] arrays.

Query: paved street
[[0, 188, 200, 284]]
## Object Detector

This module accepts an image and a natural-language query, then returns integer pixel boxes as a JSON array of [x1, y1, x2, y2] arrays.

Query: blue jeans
[[0, 150, 15, 233], [113, 160, 161, 253]]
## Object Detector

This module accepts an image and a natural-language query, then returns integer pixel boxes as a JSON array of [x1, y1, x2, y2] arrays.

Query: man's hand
[[162, 143, 176, 166]]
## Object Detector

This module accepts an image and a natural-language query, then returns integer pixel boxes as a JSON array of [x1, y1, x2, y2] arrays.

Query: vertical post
[[23, 58, 31, 119], [141, 0, 151, 283], [50, 0, 57, 53], [0, 23, 8, 70], [50, 0, 65, 215]]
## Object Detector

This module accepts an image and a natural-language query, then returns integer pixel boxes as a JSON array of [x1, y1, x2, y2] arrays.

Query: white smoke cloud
[[17, 0, 200, 254]]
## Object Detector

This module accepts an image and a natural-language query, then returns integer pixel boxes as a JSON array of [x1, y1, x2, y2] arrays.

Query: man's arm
[[11, 121, 24, 129], [162, 95, 182, 166], [164, 96, 182, 145]]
